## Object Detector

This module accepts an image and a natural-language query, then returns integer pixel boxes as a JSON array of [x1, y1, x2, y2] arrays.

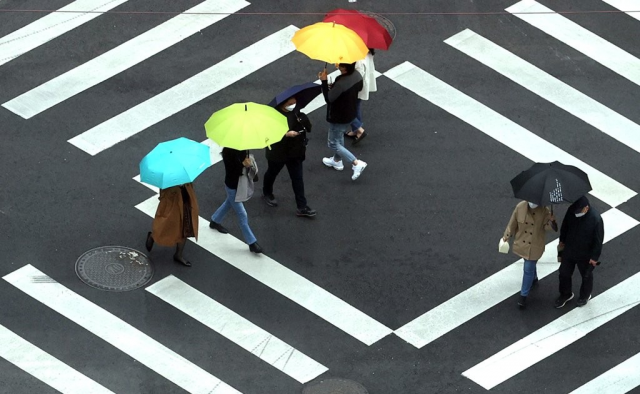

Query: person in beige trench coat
[[145, 183, 199, 267], [503, 200, 557, 308]]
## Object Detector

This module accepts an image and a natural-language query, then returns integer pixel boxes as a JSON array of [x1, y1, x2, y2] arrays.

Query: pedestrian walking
[[555, 196, 604, 308], [209, 147, 263, 254], [262, 96, 316, 217], [346, 49, 377, 144], [145, 183, 199, 267], [503, 200, 558, 308], [319, 63, 368, 180]]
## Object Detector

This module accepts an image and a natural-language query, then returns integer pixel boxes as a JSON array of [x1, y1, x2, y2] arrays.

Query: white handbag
[[498, 238, 510, 254]]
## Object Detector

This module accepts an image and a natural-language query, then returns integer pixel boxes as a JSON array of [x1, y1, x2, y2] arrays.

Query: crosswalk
[[2, 0, 640, 392]]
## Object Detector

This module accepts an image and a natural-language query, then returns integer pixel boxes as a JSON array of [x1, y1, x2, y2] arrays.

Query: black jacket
[[560, 207, 604, 261], [222, 147, 247, 189], [265, 110, 312, 162], [321, 72, 363, 124]]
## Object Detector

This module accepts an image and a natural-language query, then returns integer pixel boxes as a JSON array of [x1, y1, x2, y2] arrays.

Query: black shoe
[[577, 294, 592, 307], [518, 295, 527, 308], [296, 206, 317, 217], [249, 242, 263, 254], [145, 232, 154, 252], [173, 256, 192, 267], [263, 194, 278, 207], [554, 293, 574, 309], [209, 221, 229, 234]]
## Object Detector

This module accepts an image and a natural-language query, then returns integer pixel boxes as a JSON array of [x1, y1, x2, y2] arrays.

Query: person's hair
[[339, 62, 356, 75], [369, 48, 376, 56]]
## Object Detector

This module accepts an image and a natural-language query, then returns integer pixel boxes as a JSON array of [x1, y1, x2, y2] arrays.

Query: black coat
[[321, 72, 362, 124], [265, 110, 312, 162], [560, 206, 604, 261]]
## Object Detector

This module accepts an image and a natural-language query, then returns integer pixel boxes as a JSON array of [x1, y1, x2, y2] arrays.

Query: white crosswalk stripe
[[602, 0, 640, 22], [569, 351, 640, 393], [0, 0, 131, 68], [2, 0, 250, 119], [67, 25, 298, 156], [507, 0, 640, 87], [3, 265, 242, 394], [0, 323, 115, 394], [147, 275, 328, 384]]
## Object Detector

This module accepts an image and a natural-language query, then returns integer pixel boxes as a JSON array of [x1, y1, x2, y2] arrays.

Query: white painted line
[[3, 265, 242, 394], [394, 208, 638, 348], [2, 0, 250, 119], [147, 275, 328, 383], [66, 25, 298, 156], [0, 323, 115, 394], [570, 352, 640, 393], [445, 29, 640, 155], [507, 0, 640, 87], [602, 0, 640, 22], [463, 271, 640, 389], [383, 62, 636, 208], [0, 0, 130, 68], [135, 195, 393, 346]]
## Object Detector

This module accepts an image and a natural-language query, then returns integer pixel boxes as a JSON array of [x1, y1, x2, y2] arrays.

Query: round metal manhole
[[359, 11, 397, 40], [75, 246, 153, 292], [302, 378, 368, 394]]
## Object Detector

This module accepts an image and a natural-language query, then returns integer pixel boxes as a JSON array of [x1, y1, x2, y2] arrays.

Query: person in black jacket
[[262, 96, 316, 217], [319, 63, 368, 181], [555, 196, 604, 308], [209, 147, 262, 254]]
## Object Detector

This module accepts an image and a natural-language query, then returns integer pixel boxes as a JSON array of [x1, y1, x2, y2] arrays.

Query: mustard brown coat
[[151, 183, 199, 246], [503, 201, 556, 261]]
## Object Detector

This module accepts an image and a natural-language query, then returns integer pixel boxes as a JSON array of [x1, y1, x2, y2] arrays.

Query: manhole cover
[[302, 378, 368, 394], [359, 11, 397, 40], [75, 246, 153, 292]]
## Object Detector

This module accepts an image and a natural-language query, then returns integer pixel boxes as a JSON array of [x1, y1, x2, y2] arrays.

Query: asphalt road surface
[[1, 0, 640, 393]]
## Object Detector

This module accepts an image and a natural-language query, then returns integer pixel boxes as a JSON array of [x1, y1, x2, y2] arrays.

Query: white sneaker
[[322, 157, 344, 171], [352, 161, 367, 180]]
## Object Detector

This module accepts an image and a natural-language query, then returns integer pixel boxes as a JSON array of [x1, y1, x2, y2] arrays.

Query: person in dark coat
[[262, 96, 316, 217], [145, 183, 199, 267], [209, 147, 262, 254], [319, 63, 368, 181], [555, 196, 604, 308]]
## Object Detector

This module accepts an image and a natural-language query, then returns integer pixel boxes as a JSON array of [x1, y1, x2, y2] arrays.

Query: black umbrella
[[268, 81, 322, 110], [510, 161, 592, 207]]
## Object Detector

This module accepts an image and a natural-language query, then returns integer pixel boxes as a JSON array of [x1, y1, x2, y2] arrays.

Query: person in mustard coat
[[145, 183, 199, 267], [503, 200, 557, 308]]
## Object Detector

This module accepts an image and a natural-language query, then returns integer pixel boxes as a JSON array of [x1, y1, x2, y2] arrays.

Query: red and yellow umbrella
[[324, 9, 393, 50]]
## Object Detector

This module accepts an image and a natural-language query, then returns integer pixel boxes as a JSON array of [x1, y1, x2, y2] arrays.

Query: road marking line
[[0, 0, 131, 68], [507, 0, 640, 87], [601, 0, 640, 22], [445, 29, 640, 155], [147, 275, 328, 383], [135, 195, 393, 346], [569, 351, 640, 393], [383, 62, 636, 208], [3, 265, 242, 394], [462, 271, 640, 389], [2, 0, 250, 119], [393, 208, 638, 348], [0, 323, 115, 394], [65, 25, 297, 156]]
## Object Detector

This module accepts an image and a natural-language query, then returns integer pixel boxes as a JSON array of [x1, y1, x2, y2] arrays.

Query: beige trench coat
[[151, 183, 199, 246], [503, 201, 556, 260]]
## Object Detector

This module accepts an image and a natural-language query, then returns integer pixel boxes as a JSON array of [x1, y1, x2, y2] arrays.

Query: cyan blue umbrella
[[268, 81, 322, 110], [140, 137, 211, 189]]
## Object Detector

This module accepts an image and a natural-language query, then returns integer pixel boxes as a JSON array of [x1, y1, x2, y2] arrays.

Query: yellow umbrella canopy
[[205, 102, 288, 150], [291, 22, 368, 64]]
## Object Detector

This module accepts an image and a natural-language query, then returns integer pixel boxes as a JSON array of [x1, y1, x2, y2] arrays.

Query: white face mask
[[575, 211, 586, 218], [528, 202, 538, 209], [284, 104, 296, 111]]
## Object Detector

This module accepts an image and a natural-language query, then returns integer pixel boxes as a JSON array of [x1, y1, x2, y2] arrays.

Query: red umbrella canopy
[[323, 9, 393, 50]]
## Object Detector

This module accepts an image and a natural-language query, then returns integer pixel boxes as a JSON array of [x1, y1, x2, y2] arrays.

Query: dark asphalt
[[1, 0, 640, 393]]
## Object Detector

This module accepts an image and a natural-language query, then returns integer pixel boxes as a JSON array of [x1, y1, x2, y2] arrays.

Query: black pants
[[262, 159, 307, 209], [559, 257, 594, 300]]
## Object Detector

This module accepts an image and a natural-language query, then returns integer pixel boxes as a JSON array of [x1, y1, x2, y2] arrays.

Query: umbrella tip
[[245, 104, 247, 111]]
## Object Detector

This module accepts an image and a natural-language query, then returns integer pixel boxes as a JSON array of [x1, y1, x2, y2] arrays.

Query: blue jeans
[[328, 123, 356, 164], [521, 259, 538, 296], [350, 99, 363, 130], [211, 186, 257, 245]]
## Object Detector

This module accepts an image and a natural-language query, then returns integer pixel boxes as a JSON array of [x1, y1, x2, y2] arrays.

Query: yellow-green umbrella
[[291, 22, 368, 64], [205, 102, 288, 150]]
